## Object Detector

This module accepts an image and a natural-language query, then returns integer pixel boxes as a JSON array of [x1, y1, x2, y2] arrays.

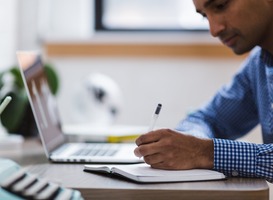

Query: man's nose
[[208, 17, 225, 37]]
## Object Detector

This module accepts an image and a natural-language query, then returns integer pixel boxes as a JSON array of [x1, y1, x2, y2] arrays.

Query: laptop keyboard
[[71, 144, 119, 157]]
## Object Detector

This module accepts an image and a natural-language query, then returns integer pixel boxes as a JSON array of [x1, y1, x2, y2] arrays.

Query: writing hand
[[134, 128, 214, 170]]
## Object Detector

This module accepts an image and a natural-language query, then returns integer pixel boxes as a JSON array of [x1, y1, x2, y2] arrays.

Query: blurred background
[[0, 0, 261, 141], [1, 0, 271, 196]]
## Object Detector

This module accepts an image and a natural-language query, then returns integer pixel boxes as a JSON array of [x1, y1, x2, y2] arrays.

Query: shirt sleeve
[[213, 138, 273, 182]]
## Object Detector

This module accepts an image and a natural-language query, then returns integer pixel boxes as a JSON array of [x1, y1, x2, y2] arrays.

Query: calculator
[[0, 158, 84, 200]]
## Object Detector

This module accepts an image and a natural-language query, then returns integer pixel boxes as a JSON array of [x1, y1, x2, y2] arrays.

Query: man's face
[[193, 0, 273, 55]]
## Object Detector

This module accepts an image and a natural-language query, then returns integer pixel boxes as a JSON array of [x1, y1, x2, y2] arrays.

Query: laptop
[[16, 51, 143, 164]]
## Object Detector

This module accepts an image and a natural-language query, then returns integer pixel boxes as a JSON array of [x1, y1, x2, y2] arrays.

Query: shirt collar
[[261, 49, 273, 67]]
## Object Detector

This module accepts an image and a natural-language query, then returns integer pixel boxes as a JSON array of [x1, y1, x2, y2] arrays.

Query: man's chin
[[229, 46, 252, 55], [232, 49, 246, 55]]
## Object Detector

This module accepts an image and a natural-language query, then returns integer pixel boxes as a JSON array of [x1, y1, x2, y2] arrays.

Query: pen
[[0, 96, 12, 115], [148, 103, 162, 131]]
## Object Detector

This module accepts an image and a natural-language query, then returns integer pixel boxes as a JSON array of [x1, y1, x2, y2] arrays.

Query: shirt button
[[232, 170, 239, 176], [271, 103, 273, 109]]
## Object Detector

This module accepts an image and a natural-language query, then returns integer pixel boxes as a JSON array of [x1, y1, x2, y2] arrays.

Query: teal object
[[0, 158, 21, 184], [0, 188, 24, 200], [0, 159, 23, 200]]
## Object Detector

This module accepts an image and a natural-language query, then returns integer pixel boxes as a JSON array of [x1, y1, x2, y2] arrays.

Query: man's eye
[[201, 14, 207, 19], [198, 12, 207, 19], [215, 1, 228, 10]]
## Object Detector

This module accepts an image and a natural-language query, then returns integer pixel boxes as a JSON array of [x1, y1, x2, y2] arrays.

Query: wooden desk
[[0, 138, 269, 200]]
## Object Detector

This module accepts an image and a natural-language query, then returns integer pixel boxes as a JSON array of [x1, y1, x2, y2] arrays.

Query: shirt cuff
[[213, 138, 257, 178]]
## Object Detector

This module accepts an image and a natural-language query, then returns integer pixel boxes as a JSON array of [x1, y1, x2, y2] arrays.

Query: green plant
[[0, 63, 59, 137]]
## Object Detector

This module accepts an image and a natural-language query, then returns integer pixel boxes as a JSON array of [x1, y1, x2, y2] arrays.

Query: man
[[134, 0, 273, 182]]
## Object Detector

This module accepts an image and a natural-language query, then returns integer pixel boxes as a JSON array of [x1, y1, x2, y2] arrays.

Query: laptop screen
[[17, 52, 65, 156]]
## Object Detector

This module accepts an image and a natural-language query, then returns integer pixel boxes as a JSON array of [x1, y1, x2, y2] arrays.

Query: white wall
[[16, 0, 94, 51], [0, 0, 18, 70], [37, 0, 94, 40], [51, 57, 248, 126]]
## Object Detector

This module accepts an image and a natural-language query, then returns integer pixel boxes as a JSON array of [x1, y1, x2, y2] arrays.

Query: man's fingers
[[150, 162, 168, 169], [134, 147, 142, 158], [135, 131, 163, 146], [134, 142, 160, 158], [134, 147, 164, 165], [143, 153, 163, 165]]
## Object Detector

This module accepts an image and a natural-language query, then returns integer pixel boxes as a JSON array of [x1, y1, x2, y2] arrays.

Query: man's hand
[[134, 129, 214, 170]]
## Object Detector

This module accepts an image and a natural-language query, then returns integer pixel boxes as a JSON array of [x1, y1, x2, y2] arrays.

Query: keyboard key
[[23, 178, 49, 198], [11, 174, 37, 193], [72, 143, 119, 157], [34, 183, 59, 200], [0, 169, 26, 188]]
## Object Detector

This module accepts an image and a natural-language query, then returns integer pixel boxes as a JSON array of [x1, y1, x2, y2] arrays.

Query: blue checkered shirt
[[176, 47, 273, 182]]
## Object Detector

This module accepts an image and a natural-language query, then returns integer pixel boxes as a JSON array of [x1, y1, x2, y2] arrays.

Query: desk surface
[[0, 138, 269, 200]]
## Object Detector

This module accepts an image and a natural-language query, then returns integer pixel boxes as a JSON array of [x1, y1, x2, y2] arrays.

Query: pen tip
[[155, 104, 162, 114]]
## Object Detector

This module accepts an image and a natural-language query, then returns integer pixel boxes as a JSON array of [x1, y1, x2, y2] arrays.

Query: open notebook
[[84, 163, 226, 183], [16, 51, 143, 164]]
